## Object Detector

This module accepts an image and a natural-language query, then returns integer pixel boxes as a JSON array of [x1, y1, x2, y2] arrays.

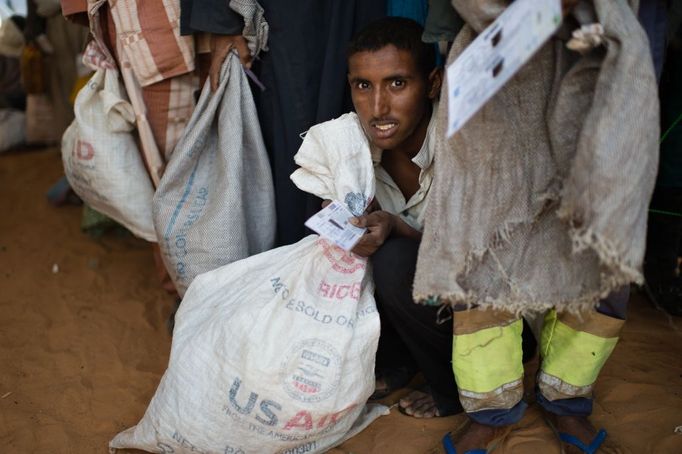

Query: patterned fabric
[[413, 0, 659, 314], [63, 0, 207, 164], [62, 0, 195, 86], [139, 71, 198, 159]]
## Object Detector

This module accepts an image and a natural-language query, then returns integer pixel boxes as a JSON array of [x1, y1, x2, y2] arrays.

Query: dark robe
[[182, 0, 386, 245]]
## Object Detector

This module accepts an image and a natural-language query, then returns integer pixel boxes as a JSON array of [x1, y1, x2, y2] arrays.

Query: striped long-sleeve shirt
[[61, 0, 196, 87]]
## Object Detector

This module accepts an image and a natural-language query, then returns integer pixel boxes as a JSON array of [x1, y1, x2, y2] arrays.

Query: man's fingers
[[352, 238, 376, 257], [352, 247, 371, 258], [351, 233, 381, 257], [208, 35, 253, 92], [365, 197, 382, 214], [234, 38, 253, 69], [209, 65, 220, 92], [351, 237, 370, 256], [350, 216, 367, 228], [209, 42, 233, 92]]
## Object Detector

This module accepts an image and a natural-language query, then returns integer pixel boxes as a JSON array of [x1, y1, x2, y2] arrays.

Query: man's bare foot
[[370, 367, 414, 400], [372, 376, 390, 399], [555, 415, 601, 454], [443, 420, 505, 453], [399, 389, 440, 418]]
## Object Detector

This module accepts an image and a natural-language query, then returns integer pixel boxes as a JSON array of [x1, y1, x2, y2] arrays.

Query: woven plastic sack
[[152, 54, 276, 296], [110, 112, 387, 454], [62, 68, 156, 241]]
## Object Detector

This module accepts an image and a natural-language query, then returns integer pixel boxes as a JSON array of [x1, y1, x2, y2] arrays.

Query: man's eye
[[356, 81, 370, 90], [391, 80, 405, 88]]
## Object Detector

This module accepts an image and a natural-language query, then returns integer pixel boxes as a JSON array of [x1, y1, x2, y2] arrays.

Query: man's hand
[[209, 33, 252, 91], [349, 211, 395, 257]]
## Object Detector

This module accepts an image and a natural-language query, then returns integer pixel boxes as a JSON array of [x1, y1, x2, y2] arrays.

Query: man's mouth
[[371, 121, 398, 139]]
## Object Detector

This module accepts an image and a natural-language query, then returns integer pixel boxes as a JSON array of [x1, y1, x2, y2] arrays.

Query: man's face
[[348, 45, 435, 153]]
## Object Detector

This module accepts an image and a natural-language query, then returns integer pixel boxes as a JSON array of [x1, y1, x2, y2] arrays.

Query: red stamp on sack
[[318, 239, 365, 274], [282, 339, 341, 403], [318, 281, 362, 301]]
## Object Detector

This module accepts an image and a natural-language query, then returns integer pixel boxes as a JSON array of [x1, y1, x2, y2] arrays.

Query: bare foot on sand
[[443, 420, 506, 453], [555, 415, 603, 454], [399, 389, 441, 418]]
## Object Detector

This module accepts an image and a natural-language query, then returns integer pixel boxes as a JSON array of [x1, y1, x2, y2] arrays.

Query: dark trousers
[[372, 237, 462, 414]]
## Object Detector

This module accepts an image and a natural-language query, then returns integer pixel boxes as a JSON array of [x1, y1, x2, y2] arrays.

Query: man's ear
[[427, 67, 443, 99]]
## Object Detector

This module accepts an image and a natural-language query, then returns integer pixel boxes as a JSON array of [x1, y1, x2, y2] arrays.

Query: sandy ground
[[1, 148, 682, 453]]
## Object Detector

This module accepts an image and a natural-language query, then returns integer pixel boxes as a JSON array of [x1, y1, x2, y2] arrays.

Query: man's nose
[[371, 89, 390, 117]]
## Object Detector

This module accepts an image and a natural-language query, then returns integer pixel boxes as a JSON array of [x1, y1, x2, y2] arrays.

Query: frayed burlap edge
[[414, 208, 641, 317]]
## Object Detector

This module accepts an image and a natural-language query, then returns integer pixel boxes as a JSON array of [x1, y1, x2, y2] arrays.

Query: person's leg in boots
[[536, 288, 629, 452], [445, 308, 528, 451]]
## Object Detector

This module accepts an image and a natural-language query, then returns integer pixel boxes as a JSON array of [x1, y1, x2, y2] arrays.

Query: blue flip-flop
[[442, 432, 487, 454], [440, 420, 512, 454], [558, 428, 607, 454]]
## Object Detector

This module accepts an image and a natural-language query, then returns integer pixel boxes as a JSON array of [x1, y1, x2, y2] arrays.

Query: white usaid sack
[[110, 113, 387, 454], [153, 55, 276, 296], [62, 68, 156, 241]]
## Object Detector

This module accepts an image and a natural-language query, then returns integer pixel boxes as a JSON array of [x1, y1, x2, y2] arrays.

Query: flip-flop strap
[[441, 433, 487, 454], [442, 432, 457, 454], [559, 429, 607, 454]]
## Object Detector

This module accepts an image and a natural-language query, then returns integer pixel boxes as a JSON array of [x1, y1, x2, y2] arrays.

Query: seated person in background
[[336, 17, 537, 418]]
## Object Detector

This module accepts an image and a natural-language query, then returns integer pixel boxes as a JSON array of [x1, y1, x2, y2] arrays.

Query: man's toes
[[410, 397, 439, 418], [399, 391, 424, 409], [399, 397, 424, 415], [399, 390, 441, 418], [414, 407, 437, 418]]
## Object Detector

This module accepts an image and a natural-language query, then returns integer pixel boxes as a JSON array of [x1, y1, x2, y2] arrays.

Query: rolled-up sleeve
[[180, 0, 244, 36]]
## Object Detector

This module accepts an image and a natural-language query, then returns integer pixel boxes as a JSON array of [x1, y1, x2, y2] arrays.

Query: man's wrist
[[389, 213, 398, 234]]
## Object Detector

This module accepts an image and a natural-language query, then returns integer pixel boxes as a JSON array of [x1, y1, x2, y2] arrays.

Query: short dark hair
[[347, 17, 436, 77]]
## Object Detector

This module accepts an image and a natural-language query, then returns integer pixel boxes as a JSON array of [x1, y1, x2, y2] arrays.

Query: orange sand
[[1, 148, 681, 453]]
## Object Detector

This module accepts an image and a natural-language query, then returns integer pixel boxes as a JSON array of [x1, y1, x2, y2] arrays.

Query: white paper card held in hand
[[305, 200, 367, 251], [446, 0, 562, 137]]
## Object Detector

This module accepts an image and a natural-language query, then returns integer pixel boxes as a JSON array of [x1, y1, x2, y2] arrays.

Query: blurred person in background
[[22, 0, 87, 141]]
